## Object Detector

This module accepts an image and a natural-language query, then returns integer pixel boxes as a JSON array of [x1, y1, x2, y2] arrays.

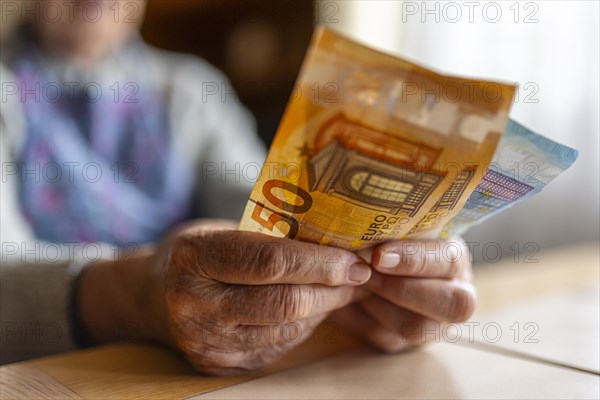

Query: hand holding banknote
[[165, 29, 575, 374], [239, 28, 576, 358], [333, 237, 475, 352], [161, 224, 474, 372], [160, 221, 370, 375], [79, 219, 372, 375], [77, 28, 576, 377], [79, 219, 475, 375]]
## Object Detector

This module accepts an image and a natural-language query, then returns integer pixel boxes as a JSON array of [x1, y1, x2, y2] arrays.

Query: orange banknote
[[240, 27, 515, 249]]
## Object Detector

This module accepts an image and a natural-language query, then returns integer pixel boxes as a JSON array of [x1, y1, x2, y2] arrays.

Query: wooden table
[[1, 243, 598, 399]]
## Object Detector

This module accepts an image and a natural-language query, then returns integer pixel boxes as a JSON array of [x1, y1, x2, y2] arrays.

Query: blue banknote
[[441, 119, 579, 238]]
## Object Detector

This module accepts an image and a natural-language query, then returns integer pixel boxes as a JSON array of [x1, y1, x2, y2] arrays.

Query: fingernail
[[348, 263, 371, 283], [377, 252, 400, 269]]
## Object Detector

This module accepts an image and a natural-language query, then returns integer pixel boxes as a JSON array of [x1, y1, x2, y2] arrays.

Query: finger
[[330, 304, 412, 353], [198, 312, 329, 352], [243, 312, 329, 349], [358, 295, 439, 346], [171, 230, 371, 286], [365, 272, 477, 322], [191, 312, 329, 376], [371, 237, 471, 280], [218, 283, 369, 324]]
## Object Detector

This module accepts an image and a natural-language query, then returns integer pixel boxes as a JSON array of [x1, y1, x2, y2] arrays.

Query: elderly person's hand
[[77, 220, 371, 376], [332, 238, 476, 352]]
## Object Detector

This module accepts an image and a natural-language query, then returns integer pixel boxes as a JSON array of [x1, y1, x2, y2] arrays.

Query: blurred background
[[2, 0, 598, 262]]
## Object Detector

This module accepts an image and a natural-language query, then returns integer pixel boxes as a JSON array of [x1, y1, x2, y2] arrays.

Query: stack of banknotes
[[239, 27, 578, 249]]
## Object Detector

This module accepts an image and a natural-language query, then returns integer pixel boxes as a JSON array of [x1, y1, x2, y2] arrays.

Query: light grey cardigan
[[0, 43, 266, 364]]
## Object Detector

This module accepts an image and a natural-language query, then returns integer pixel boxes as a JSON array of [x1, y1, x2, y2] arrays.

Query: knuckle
[[285, 242, 349, 285], [397, 251, 422, 274], [277, 286, 312, 321], [320, 272, 338, 287], [373, 334, 408, 353], [381, 277, 408, 303], [446, 284, 476, 322], [320, 253, 352, 285], [169, 234, 199, 271], [255, 242, 285, 279], [327, 248, 358, 281], [444, 238, 468, 278], [445, 257, 462, 279], [164, 237, 205, 296]]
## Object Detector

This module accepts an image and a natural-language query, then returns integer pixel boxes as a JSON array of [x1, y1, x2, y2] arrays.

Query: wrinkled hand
[[154, 220, 371, 375], [332, 238, 476, 352]]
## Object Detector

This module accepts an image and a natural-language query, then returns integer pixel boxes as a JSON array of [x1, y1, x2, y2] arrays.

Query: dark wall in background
[[141, 0, 315, 145]]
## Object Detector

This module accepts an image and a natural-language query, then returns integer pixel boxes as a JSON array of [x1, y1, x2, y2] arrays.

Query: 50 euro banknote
[[239, 27, 518, 249]]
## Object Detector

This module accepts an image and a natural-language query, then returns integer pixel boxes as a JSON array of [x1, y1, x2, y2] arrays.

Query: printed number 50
[[251, 180, 313, 239]]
